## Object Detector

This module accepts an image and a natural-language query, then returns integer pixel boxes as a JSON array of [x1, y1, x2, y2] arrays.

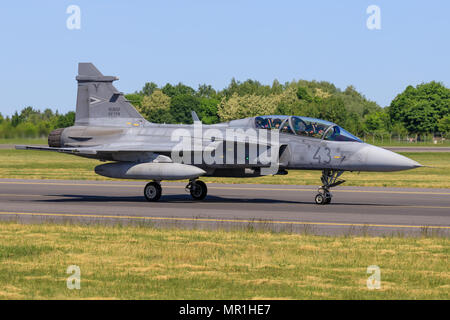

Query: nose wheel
[[314, 169, 345, 205], [186, 180, 208, 200], [144, 181, 162, 202], [315, 189, 332, 205]]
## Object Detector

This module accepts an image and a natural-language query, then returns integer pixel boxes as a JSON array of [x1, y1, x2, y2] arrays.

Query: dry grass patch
[[0, 222, 448, 299]]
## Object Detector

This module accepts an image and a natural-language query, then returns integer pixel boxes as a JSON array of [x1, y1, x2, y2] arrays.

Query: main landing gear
[[144, 181, 162, 202], [143, 179, 208, 202], [186, 179, 208, 200], [314, 169, 345, 205]]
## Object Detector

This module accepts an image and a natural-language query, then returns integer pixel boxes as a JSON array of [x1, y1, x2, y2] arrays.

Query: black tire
[[144, 182, 162, 202], [315, 193, 325, 205], [190, 181, 207, 200], [324, 193, 332, 204]]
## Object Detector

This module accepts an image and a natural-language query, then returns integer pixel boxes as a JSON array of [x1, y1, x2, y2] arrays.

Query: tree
[[138, 90, 172, 123], [364, 111, 390, 133], [125, 94, 144, 108], [388, 82, 450, 134], [197, 84, 218, 99], [271, 79, 284, 95], [344, 112, 364, 136], [222, 78, 272, 97], [11, 111, 20, 127], [437, 115, 450, 133], [403, 101, 439, 134], [217, 93, 281, 121], [56, 111, 75, 128], [341, 85, 381, 117], [140, 90, 170, 114], [43, 109, 54, 120], [310, 97, 348, 127], [197, 97, 220, 124], [146, 108, 174, 124], [15, 106, 39, 124], [162, 83, 195, 98], [276, 87, 302, 115], [139, 82, 158, 96], [296, 87, 312, 102], [170, 94, 200, 123]]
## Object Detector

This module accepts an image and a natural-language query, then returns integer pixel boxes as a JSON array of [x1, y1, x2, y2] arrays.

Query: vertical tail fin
[[75, 63, 145, 126]]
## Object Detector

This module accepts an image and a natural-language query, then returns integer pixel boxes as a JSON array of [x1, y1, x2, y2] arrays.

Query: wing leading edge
[[15, 144, 175, 156]]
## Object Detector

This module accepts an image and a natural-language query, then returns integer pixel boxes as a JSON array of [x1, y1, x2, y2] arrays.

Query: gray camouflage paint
[[16, 63, 422, 181]]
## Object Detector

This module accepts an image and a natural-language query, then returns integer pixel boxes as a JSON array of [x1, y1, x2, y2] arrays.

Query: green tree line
[[127, 79, 449, 138], [0, 107, 75, 139], [2, 79, 449, 139]]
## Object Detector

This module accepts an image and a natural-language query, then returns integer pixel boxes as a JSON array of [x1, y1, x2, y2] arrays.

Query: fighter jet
[[16, 63, 422, 204]]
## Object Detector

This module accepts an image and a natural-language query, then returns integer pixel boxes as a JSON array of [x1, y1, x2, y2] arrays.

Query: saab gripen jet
[[16, 63, 422, 204]]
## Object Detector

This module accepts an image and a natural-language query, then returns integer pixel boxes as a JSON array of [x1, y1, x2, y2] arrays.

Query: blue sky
[[0, 0, 448, 116]]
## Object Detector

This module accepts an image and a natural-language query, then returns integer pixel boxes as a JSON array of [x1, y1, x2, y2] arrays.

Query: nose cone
[[362, 145, 423, 172]]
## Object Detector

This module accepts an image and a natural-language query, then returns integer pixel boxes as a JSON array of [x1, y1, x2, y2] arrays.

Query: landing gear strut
[[186, 180, 208, 200], [314, 169, 345, 205], [144, 181, 162, 202]]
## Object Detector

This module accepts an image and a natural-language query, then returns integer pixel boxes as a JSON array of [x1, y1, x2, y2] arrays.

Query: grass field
[[0, 149, 449, 188], [367, 139, 450, 147], [0, 222, 448, 299], [0, 138, 47, 145], [374, 142, 450, 147]]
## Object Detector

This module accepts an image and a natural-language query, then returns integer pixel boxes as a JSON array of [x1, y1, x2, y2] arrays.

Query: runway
[[0, 178, 449, 236]]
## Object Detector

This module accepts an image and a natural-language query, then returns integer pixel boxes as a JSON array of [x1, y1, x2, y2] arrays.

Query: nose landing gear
[[314, 169, 345, 205], [315, 190, 332, 205]]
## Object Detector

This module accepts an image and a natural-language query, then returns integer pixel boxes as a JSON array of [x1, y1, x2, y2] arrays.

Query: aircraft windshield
[[254, 115, 362, 142], [323, 125, 362, 142]]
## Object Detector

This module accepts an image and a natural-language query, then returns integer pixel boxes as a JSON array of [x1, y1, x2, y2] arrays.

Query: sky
[[0, 0, 448, 116]]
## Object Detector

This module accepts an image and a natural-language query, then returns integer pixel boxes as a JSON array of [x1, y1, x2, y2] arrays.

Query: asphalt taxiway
[[0, 179, 448, 236]]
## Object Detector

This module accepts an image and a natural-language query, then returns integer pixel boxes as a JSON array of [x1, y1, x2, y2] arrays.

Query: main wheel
[[144, 182, 162, 202], [190, 181, 207, 200]]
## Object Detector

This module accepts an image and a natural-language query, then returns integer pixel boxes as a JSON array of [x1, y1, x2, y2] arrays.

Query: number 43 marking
[[313, 147, 331, 164]]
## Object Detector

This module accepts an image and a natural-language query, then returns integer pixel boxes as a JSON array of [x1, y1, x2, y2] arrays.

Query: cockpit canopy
[[254, 115, 362, 142]]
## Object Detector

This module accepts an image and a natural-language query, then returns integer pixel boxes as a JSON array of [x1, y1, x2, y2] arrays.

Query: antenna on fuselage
[[191, 111, 201, 123]]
